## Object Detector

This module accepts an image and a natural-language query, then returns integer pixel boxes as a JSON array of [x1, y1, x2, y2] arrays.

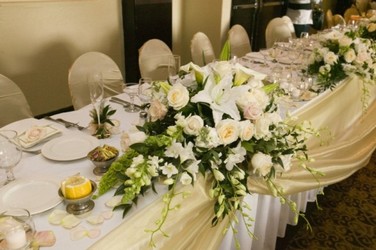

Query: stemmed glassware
[[88, 72, 104, 127], [0, 130, 22, 186], [0, 208, 35, 250], [168, 55, 181, 84], [123, 84, 141, 113], [138, 77, 153, 105]]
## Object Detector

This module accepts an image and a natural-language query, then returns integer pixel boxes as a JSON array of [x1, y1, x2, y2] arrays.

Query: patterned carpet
[[276, 150, 376, 250]]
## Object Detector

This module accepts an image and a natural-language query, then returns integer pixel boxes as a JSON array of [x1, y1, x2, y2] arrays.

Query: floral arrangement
[[357, 16, 376, 41], [96, 61, 319, 247], [307, 28, 376, 96]]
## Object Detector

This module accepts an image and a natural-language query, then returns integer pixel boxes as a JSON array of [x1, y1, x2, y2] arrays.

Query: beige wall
[[0, 0, 124, 116], [172, 0, 231, 65]]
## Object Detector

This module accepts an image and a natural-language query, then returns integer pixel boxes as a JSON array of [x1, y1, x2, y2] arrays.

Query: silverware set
[[109, 96, 143, 110]]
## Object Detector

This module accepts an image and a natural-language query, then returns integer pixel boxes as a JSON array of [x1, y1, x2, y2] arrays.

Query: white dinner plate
[[0, 179, 62, 215], [41, 133, 99, 161]]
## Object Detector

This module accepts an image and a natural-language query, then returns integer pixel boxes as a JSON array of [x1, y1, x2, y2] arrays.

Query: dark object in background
[[312, 6, 324, 30]]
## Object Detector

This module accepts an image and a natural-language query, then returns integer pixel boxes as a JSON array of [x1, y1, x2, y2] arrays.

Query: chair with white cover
[[333, 14, 346, 27], [0, 74, 33, 127], [326, 9, 334, 28], [190, 32, 216, 66], [265, 16, 296, 48], [356, 0, 371, 14], [68, 52, 124, 110], [228, 24, 252, 58], [138, 39, 174, 81], [344, 5, 361, 23]]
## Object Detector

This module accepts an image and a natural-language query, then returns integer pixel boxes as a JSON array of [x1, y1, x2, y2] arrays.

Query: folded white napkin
[[17, 125, 61, 149]]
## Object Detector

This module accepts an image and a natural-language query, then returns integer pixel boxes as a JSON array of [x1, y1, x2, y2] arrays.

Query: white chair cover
[[68, 52, 124, 110], [344, 5, 360, 23], [333, 14, 346, 26], [228, 24, 252, 58], [138, 39, 173, 81], [265, 16, 296, 48], [0, 74, 33, 127], [356, 0, 370, 14], [190, 32, 216, 66], [326, 9, 334, 28]]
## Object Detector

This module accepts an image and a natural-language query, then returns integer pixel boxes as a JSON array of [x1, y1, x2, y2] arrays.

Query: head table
[[1, 56, 375, 250]]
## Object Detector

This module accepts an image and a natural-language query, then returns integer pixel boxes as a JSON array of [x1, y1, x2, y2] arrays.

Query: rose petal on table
[[105, 195, 122, 208], [101, 210, 113, 220], [32, 231, 56, 247], [87, 228, 101, 239], [62, 214, 81, 229], [86, 214, 104, 225], [70, 226, 87, 241], [48, 210, 68, 225]]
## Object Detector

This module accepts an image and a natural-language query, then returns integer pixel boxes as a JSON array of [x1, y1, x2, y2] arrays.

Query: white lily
[[191, 74, 247, 125]]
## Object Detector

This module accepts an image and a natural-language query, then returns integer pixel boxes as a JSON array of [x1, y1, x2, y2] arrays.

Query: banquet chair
[[228, 24, 252, 58], [265, 16, 295, 48], [0, 74, 33, 127], [344, 5, 360, 23], [190, 32, 216, 66], [356, 0, 371, 14], [326, 9, 334, 28], [138, 39, 174, 81], [68, 52, 124, 110], [333, 14, 346, 27]]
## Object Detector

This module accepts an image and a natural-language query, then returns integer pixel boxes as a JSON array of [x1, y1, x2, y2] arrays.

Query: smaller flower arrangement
[[88, 104, 118, 139], [357, 16, 376, 41], [96, 61, 319, 247], [307, 29, 376, 93]]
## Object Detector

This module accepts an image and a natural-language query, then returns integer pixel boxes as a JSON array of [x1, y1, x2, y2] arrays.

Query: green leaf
[[219, 39, 231, 61]]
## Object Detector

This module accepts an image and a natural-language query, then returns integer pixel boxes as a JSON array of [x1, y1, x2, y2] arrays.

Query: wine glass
[[123, 84, 140, 113], [0, 208, 36, 250], [88, 72, 104, 127], [138, 77, 153, 104], [0, 130, 22, 186], [168, 55, 180, 84]]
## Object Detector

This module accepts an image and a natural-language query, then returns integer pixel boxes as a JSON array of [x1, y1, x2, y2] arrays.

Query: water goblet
[[0, 130, 22, 186], [168, 55, 181, 84], [138, 77, 153, 104], [123, 84, 140, 113], [0, 208, 35, 250], [88, 72, 104, 127], [259, 48, 270, 67]]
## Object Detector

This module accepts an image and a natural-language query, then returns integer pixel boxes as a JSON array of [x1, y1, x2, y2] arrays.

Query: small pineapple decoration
[[89, 104, 116, 139]]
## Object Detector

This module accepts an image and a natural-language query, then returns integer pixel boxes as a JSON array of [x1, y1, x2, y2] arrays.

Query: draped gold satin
[[249, 76, 376, 195], [90, 76, 375, 249], [89, 176, 229, 250]]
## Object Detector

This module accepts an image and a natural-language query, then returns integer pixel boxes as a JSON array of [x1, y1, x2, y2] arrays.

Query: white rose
[[338, 36, 353, 47], [344, 49, 356, 63], [254, 115, 271, 139], [243, 102, 263, 120], [368, 23, 376, 32], [216, 119, 239, 145], [120, 130, 147, 151], [324, 51, 338, 65], [167, 82, 190, 110], [25, 126, 47, 142], [184, 115, 204, 135], [251, 152, 273, 176], [149, 99, 168, 122], [239, 120, 255, 141], [180, 172, 192, 185]]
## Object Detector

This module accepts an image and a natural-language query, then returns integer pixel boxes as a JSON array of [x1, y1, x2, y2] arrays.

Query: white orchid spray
[[96, 61, 319, 248]]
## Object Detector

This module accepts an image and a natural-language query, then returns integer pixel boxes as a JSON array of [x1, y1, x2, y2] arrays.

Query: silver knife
[[44, 116, 85, 130], [110, 97, 142, 109]]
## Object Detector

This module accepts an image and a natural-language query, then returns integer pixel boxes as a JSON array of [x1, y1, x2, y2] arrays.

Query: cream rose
[[368, 23, 376, 33], [216, 119, 239, 145], [149, 99, 168, 122], [338, 36, 353, 47], [324, 51, 338, 65], [184, 115, 204, 135], [120, 131, 147, 151], [167, 83, 190, 110], [344, 49, 356, 63], [239, 120, 254, 141], [251, 152, 273, 176]]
